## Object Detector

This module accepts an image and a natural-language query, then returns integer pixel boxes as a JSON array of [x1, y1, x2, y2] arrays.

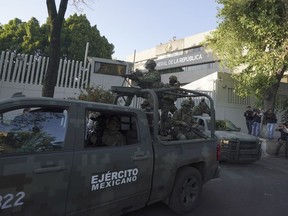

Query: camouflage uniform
[[171, 100, 198, 140], [192, 98, 211, 116], [124, 59, 161, 106], [86, 112, 106, 146], [102, 115, 126, 146], [199, 98, 211, 115], [137, 59, 162, 89], [188, 97, 195, 110], [141, 100, 155, 133], [160, 75, 180, 135]]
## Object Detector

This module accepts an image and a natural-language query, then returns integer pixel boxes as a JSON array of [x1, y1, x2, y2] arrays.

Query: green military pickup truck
[[193, 115, 262, 162], [0, 87, 219, 216]]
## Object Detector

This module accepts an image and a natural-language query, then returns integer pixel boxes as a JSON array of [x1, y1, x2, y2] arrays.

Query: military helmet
[[169, 75, 177, 81], [181, 100, 190, 107], [145, 59, 156, 70]]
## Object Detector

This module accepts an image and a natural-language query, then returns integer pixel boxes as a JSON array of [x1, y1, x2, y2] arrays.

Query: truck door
[[0, 103, 75, 216], [66, 108, 154, 215]]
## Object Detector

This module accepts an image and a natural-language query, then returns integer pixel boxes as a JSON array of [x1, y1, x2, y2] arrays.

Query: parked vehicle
[[0, 87, 219, 216], [193, 115, 262, 162]]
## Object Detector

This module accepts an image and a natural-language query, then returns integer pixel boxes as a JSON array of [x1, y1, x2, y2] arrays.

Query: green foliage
[[0, 18, 26, 52], [0, 14, 114, 60], [77, 85, 114, 104], [277, 97, 288, 123], [205, 0, 288, 109]]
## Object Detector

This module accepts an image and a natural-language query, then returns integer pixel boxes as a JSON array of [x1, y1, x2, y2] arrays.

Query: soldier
[[192, 98, 211, 116], [137, 59, 162, 89], [160, 75, 180, 135], [167, 75, 181, 88], [199, 98, 211, 115], [141, 99, 156, 133], [171, 100, 198, 140], [124, 59, 161, 89], [124, 59, 161, 106], [102, 115, 126, 146], [188, 97, 195, 110], [86, 112, 106, 146]]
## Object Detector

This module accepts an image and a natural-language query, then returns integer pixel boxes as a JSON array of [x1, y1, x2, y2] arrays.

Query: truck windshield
[[207, 119, 239, 131], [215, 120, 239, 131]]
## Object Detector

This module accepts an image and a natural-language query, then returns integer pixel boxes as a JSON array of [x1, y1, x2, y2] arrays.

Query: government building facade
[[126, 31, 288, 133]]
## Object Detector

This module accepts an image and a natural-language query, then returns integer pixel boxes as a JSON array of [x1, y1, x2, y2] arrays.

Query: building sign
[[155, 51, 215, 70]]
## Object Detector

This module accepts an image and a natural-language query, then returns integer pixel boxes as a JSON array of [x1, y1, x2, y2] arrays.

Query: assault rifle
[[122, 69, 143, 81]]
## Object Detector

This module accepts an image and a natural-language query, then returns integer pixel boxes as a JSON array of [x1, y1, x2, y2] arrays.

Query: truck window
[[0, 107, 68, 155], [85, 110, 139, 147]]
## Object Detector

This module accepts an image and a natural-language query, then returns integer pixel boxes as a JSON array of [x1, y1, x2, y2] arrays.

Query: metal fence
[[0, 51, 91, 89]]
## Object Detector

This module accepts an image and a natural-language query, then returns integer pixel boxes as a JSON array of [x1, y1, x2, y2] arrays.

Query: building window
[[228, 88, 250, 105], [183, 47, 203, 54]]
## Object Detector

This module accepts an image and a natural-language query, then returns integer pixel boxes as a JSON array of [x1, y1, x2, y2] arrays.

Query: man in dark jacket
[[264, 109, 277, 139], [251, 108, 262, 137], [244, 106, 253, 134]]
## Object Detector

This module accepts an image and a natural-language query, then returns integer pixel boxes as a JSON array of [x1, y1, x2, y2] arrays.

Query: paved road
[[126, 154, 288, 216]]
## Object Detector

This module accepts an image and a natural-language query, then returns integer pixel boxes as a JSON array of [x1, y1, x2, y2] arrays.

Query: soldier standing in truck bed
[[171, 100, 198, 140], [137, 59, 162, 89], [124, 59, 162, 106], [160, 75, 180, 135]]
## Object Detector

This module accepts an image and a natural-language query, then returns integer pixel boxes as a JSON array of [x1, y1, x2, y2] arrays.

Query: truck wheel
[[169, 167, 202, 215]]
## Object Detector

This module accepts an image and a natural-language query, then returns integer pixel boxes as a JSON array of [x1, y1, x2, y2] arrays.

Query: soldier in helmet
[[124, 59, 161, 106], [168, 75, 181, 88], [160, 75, 181, 135], [136, 59, 162, 89], [171, 100, 198, 140], [192, 98, 211, 116], [198, 98, 211, 115]]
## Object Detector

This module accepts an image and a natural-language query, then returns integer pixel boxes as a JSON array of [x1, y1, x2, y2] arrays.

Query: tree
[[42, 0, 68, 97], [0, 15, 114, 60], [205, 0, 288, 111], [0, 1, 115, 98], [0, 18, 26, 53], [43, 1, 115, 97], [0, 18, 49, 56], [62, 14, 114, 61], [77, 85, 114, 104], [22, 18, 46, 55]]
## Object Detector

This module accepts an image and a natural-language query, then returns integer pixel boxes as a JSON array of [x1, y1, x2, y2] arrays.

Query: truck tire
[[169, 167, 202, 215]]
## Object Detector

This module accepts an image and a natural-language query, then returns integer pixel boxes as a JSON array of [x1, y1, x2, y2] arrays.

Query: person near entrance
[[244, 106, 253, 134]]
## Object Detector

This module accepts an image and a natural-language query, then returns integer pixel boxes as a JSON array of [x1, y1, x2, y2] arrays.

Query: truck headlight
[[220, 139, 229, 145]]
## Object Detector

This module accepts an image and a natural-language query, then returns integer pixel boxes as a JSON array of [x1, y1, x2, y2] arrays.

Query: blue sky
[[0, 0, 220, 60]]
